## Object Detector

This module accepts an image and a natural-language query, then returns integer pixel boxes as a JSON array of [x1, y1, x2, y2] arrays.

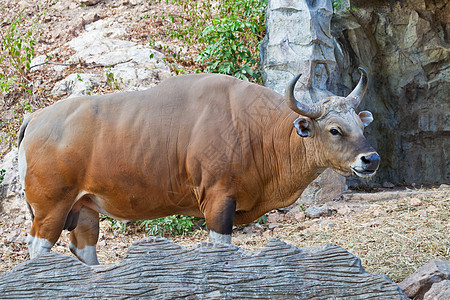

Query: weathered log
[[0, 238, 408, 299]]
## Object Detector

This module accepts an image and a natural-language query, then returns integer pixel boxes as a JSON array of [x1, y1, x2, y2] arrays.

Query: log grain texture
[[0, 237, 408, 299]]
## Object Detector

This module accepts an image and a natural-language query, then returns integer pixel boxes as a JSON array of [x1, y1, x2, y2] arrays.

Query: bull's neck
[[260, 110, 324, 207]]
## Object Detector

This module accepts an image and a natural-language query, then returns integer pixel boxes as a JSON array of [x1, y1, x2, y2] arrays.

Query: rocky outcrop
[[261, 0, 449, 186], [332, 0, 449, 185], [32, 18, 172, 98]]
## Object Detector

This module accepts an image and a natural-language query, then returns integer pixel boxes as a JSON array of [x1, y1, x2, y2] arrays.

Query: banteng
[[18, 68, 379, 264]]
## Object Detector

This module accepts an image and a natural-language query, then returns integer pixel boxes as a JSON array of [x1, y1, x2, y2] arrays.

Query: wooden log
[[0, 237, 408, 299]]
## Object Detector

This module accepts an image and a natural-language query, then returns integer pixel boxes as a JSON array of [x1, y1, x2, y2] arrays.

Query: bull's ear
[[359, 111, 373, 127], [293, 117, 312, 137]]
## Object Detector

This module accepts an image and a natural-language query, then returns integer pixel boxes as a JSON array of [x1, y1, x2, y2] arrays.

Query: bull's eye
[[330, 128, 341, 136]]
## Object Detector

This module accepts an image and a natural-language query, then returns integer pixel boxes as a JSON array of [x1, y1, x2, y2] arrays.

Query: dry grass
[[179, 188, 449, 283], [279, 190, 449, 283]]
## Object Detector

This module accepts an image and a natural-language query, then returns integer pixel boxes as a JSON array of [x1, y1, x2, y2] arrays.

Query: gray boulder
[[399, 258, 450, 299], [424, 280, 450, 300]]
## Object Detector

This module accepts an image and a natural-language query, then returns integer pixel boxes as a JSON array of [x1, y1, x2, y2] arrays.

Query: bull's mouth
[[332, 168, 354, 177], [351, 167, 377, 178]]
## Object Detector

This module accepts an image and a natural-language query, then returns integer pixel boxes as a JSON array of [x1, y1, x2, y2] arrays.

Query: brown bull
[[18, 68, 380, 265]]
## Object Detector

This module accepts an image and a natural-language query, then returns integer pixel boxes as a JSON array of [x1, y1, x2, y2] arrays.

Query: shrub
[[139, 215, 195, 236], [198, 16, 260, 81], [0, 8, 40, 96], [160, 0, 267, 82]]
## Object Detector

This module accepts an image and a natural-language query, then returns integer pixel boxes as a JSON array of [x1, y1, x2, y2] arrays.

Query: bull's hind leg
[[27, 199, 75, 259], [204, 197, 236, 244], [69, 206, 100, 265]]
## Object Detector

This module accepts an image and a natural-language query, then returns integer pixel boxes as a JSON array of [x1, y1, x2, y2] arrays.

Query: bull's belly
[[76, 188, 203, 221]]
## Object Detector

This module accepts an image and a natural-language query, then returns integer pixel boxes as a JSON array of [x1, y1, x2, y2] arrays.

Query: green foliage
[[256, 214, 268, 225], [331, 0, 356, 13], [159, 0, 267, 82], [105, 69, 122, 90], [0, 8, 40, 95], [332, 0, 344, 10], [20, 101, 33, 113], [198, 16, 260, 81], [0, 169, 5, 184], [107, 217, 127, 233], [139, 215, 195, 236], [165, 0, 215, 46]]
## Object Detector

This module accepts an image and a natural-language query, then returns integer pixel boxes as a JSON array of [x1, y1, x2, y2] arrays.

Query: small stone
[[268, 223, 280, 230], [439, 184, 449, 189], [273, 227, 283, 234], [418, 210, 427, 217], [369, 221, 383, 227], [410, 198, 422, 206], [337, 205, 351, 216], [98, 240, 107, 247], [294, 211, 306, 222], [267, 212, 283, 223], [262, 230, 272, 238], [54, 245, 65, 252], [243, 224, 264, 235], [373, 209, 385, 217], [242, 226, 253, 234], [305, 204, 332, 219], [80, 0, 102, 6], [428, 205, 436, 210], [382, 181, 395, 188], [5, 232, 18, 242]]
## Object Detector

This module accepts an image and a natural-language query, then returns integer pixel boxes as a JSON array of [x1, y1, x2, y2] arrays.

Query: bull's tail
[[17, 114, 35, 221], [17, 114, 32, 148]]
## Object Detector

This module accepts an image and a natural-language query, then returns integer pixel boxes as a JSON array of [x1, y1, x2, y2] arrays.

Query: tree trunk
[[0, 237, 408, 299]]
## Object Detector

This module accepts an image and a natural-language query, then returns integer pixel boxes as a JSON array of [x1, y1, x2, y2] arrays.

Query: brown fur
[[20, 73, 378, 254]]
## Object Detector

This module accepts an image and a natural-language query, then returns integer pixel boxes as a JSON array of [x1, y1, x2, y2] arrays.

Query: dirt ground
[[1, 186, 449, 283], [0, 0, 449, 285]]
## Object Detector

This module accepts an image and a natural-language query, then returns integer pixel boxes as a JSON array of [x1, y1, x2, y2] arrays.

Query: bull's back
[[21, 74, 287, 220], [21, 75, 240, 219]]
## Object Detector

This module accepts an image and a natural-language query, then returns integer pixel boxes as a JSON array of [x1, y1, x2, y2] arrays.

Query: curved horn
[[347, 67, 368, 108], [285, 74, 322, 118]]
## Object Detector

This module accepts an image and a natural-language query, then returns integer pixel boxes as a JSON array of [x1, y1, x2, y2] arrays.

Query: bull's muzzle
[[351, 152, 381, 178]]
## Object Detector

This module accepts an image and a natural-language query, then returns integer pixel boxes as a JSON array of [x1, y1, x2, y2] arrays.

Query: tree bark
[[0, 237, 408, 299]]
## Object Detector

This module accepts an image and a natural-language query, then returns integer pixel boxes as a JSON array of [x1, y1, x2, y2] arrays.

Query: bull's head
[[286, 67, 380, 178]]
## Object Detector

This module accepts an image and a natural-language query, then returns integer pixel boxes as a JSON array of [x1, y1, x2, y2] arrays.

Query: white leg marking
[[209, 230, 232, 244], [69, 243, 99, 265], [27, 235, 54, 259], [18, 144, 27, 191]]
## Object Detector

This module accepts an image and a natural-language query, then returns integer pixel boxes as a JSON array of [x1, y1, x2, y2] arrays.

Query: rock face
[[0, 237, 408, 299], [31, 18, 172, 98], [261, 0, 449, 186], [332, 0, 449, 185], [0, 148, 27, 217], [260, 0, 347, 203]]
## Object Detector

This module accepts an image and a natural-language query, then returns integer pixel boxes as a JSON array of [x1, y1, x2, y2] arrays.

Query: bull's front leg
[[204, 197, 236, 244]]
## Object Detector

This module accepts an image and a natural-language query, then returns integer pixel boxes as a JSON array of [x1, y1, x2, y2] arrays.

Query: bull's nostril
[[361, 156, 370, 164], [360, 153, 381, 168]]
